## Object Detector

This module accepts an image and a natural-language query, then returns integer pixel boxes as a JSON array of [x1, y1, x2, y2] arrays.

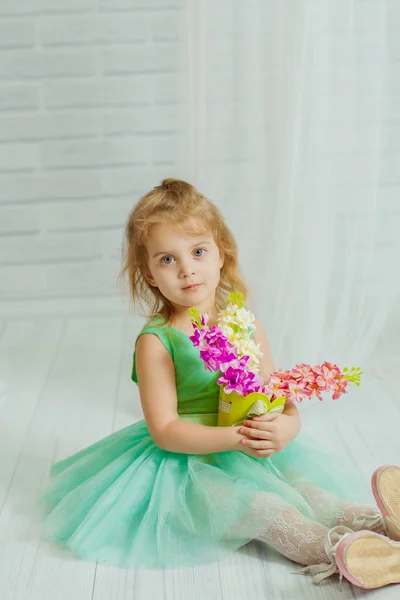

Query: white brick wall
[[0, 85, 39, 111], [0, 21, 35, 48], [0, 0, 188, 308], [0, 0, 399, 324], [39, 15, 149, 46]]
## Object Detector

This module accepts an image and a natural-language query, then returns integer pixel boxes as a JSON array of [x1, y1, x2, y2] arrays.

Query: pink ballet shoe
[[335, 530, 400, 589], [372, 465, 400, 541]]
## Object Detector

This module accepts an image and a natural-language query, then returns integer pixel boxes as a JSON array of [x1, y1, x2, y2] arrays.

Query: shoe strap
[[294, 525, 354, 585]]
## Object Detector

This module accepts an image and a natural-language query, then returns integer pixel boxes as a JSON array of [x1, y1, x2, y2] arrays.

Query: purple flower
[[218, 366, 264, 395], [189, 319, 265, 396], [199, 346, 237, 372], [201, 314, 208, 327], [189, 326, 202, 346], [219, 355, 250, 373]]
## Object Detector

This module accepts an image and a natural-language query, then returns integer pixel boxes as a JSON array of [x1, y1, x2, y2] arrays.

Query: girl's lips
[[183, 284, 201, 290]]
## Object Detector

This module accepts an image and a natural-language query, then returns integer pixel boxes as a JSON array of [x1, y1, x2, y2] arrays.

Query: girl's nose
[[179, 261, 195, 278]]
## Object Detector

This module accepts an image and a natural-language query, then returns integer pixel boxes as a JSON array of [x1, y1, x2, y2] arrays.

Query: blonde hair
[[118, 178, 249, 326]]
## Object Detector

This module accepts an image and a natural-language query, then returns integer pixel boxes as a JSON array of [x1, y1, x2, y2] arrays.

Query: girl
[[39, 178, 400, 590]]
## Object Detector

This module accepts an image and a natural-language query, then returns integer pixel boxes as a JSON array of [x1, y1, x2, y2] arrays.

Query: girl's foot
[[335, 530, 400, 589], [372, 465, 400, 541]]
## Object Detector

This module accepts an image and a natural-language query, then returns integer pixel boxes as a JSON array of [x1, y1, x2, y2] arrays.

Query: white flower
[[218, 306, 255, 332], [217, 294, 263, 373], [234, 338, 263, 373], [236, 307, 255, 328]]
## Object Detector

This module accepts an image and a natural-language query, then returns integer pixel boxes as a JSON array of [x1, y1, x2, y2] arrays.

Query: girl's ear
[[219, 252, 224, 269], [144, 267, 157, 287]]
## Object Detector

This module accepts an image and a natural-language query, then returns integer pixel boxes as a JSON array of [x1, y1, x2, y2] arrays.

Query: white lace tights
[[227, 479, 385, 573]]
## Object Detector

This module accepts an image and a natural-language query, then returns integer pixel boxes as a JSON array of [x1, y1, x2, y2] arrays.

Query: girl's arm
[[135, 333, 245, 455]]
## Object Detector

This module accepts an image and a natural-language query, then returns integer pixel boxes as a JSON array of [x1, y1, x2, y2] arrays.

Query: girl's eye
[[160, 255, 174, 265], [160, 248, 206, 265]]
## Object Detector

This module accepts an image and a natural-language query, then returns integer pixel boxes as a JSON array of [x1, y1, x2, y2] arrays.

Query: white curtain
[[180, 0, 399, 375]]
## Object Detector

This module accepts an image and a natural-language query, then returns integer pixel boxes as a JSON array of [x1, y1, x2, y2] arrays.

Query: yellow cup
[[218, 386, 286, 427]]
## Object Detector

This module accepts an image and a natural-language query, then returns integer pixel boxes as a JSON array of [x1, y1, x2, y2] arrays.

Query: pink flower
[[188, 311, 359, 404], [288, 380, 306, 403], [332, 380, 349, 400], [263, 375, 288, 398], [263, 361, 353, 404], [291, 363, 313, 379]]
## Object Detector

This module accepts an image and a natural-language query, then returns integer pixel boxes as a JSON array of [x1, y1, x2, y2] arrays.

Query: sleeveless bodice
[[131, 316, 221, 421]]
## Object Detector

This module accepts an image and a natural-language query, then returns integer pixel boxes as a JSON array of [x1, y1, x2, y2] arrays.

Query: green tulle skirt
[[38, 419, 372, 569]]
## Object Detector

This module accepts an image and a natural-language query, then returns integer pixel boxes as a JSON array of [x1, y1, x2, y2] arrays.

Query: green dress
[[38, 316, 372, 569]]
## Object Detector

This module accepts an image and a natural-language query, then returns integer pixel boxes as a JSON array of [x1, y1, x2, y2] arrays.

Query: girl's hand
[[237, 413, 300, 458]]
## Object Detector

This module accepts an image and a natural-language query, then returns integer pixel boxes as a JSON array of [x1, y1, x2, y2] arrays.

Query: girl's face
[[146, 221, 224, 315]]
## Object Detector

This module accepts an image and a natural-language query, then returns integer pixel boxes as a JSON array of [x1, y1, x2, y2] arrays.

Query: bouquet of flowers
[[189, 292, 362, 427]]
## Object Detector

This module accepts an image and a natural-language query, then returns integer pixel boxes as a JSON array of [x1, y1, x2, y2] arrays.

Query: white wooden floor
[[1, 314, 399, 600]]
